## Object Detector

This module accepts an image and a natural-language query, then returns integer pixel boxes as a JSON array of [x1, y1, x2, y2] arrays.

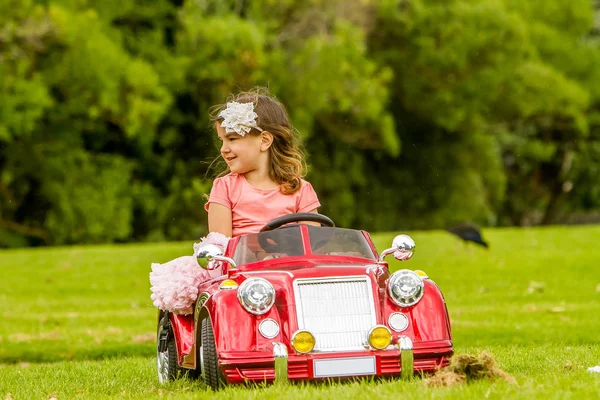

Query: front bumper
[[218, 339, 453, 384]]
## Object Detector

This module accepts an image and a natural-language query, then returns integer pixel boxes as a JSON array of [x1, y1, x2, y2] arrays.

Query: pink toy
[[150, 256, 209, 315], [150, 233, 230, 315]]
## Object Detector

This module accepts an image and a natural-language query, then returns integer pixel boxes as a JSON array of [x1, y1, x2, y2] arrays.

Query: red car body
[[158, 224, 453, 385]]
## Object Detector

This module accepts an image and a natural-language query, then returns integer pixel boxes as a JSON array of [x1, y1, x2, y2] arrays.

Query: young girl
[[150, 88, 321, 314], [205, 87, 321, 238]]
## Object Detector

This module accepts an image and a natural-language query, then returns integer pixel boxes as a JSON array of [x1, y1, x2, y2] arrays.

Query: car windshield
[[232, 226, 376, 265]]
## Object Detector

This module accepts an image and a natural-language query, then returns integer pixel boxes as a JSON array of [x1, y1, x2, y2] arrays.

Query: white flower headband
[[218, 101, 264, 136]]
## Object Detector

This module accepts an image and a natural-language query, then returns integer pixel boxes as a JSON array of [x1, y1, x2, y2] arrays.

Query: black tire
[[157, 316, 180, 383], [201, 317, 225, 389]]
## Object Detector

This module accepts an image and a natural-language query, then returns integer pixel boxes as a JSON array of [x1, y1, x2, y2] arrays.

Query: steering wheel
[[257, 213, 335, 254], [259, 213, 335, 232]]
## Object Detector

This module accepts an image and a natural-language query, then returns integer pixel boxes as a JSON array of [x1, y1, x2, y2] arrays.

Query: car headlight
[[388, 270, 424, 307], [238, 278, 275, 315]]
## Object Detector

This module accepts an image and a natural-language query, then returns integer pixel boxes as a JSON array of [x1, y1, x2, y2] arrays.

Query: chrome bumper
[[272, 336, 413, 384], [273, 342, 288, 384], [399, 335, 414, 379]]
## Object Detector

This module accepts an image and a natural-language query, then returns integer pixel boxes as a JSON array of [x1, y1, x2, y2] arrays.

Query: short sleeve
[[296, 180, 321, 213], [204, 177, 232, 211]]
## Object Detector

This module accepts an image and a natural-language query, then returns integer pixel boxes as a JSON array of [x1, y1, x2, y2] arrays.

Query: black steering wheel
[[259, 212, 335, 232], [257, 213, 335, 254]]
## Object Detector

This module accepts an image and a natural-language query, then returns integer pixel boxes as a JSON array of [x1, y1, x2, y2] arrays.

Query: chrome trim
[[399, 335, 414, 379], [196, 244, 237, 269], [388, 270, 424, 307], [214, 255, 237, 269], [293, 276, 377, 351], [194, 292, 211, 328], [156, 326, 169, 383], [237, 277, 276, 315], [259, 319, 280, 339], [198, 292, 210, 306], [367, 325, 392, 350], [379, 234, 415, 262], [291, 330, 316, 354], [272, 342, 288, 384], [388, 312, 409, 332]]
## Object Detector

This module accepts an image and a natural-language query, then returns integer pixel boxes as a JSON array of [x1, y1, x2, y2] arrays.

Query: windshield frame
[[229, 225, 378, 267]]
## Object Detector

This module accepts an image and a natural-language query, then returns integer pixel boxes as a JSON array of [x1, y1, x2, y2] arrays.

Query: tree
[[2, 0, 600, 246], [0, 1, 171, 245]]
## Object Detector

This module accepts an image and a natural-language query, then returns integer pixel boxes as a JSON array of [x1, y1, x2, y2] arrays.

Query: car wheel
[[201, 317, 225, 389], [157, 315, 180, 383]]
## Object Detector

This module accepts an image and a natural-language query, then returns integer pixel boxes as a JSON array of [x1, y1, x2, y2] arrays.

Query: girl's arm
[[208, 203, 233, 237]]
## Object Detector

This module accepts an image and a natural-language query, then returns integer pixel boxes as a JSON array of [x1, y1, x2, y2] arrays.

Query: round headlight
[[291, 330, 315, 353], [388, 270, 424, 307], [388, 312, 409, 332], [368, 325, 392, 350], [259, 319, 280, 339], [238, 278, 275, 315]]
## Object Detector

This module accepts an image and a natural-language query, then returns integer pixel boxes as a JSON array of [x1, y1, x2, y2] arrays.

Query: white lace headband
[[217, 101, 264, 136]]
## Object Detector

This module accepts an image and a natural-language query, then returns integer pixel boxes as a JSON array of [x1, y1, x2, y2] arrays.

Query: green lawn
[[1, 225, 600, 399]]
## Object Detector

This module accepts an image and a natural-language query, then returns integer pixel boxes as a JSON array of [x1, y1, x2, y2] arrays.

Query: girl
[[205, 87, 321, 238], [151, 88, 320, 314]]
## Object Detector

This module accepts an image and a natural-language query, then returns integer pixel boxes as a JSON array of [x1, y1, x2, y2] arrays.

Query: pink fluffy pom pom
[[193, 232, 230, 257], [149, 256, 210, 315]]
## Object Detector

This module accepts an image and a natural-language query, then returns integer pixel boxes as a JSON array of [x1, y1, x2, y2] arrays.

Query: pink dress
[[150, 175, 320, 314], [205, 173, 321, 237]]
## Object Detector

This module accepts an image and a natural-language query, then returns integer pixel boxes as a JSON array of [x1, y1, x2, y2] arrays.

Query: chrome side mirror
[[196, 244, 237, 270], [378, 234, 415, 262]]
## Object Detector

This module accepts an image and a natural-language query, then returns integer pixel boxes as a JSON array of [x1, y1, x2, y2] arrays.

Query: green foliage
[[271, 22, 398, 155], [0, 2, 173, 246], [0, 4, 54, 142], [494, 2, 598, 224], [43, 5, 171, 142], [369, 0, 600, 227], [503, 0, 594, 37], [373, 0, 532, 130], [42, 151, 134, 244], [1, 0, 600, 246]]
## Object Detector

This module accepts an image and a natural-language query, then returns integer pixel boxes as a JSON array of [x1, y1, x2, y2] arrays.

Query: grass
[[1, 225, 600, 398]]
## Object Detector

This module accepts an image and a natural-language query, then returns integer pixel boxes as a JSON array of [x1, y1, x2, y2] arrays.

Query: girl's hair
[[209, 87, 307, 195]]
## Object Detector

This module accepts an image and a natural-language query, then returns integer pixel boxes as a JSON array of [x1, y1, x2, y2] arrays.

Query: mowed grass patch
[[384, 226, 600, 347], [1, 225, 600, 398], [0, 242, 190, 363], [1, 347, 599, 399]]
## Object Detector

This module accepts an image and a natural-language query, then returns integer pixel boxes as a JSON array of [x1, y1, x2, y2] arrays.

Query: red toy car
[[156, 213, 453, 388]]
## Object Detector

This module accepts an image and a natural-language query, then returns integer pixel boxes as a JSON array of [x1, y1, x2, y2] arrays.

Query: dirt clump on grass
[[426, 352, 516, 387]]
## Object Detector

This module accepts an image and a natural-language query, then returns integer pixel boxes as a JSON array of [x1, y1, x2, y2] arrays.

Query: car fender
[[198, 289, 284, 354], [409, 279, 452, 341]]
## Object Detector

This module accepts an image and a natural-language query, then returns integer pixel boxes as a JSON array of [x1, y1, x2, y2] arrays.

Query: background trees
[[1, 0, 599, 247]]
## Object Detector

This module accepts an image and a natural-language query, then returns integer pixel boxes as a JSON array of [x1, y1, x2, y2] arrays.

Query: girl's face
[[216, 123, 264, 175]]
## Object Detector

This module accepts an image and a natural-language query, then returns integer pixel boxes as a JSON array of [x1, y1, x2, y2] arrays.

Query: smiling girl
[[150, 89, 321, 314], [205, 88, 321, 238]]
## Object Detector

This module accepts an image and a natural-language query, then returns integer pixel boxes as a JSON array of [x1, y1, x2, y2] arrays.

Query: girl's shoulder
[[208, 173, 245, 209], [213, 173, 244, 186], [210, 173, 245, 199], [299, 178, 316, 190]]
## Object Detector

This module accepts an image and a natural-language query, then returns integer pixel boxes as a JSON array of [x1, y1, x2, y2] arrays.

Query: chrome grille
[[294, 276, 377, 351]]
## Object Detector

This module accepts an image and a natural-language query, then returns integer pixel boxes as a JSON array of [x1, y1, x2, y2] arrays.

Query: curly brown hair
[[209, 87, 307, 195]]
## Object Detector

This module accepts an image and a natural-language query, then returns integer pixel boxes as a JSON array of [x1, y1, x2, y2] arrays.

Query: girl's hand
[[255, 250, 285, 260]]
